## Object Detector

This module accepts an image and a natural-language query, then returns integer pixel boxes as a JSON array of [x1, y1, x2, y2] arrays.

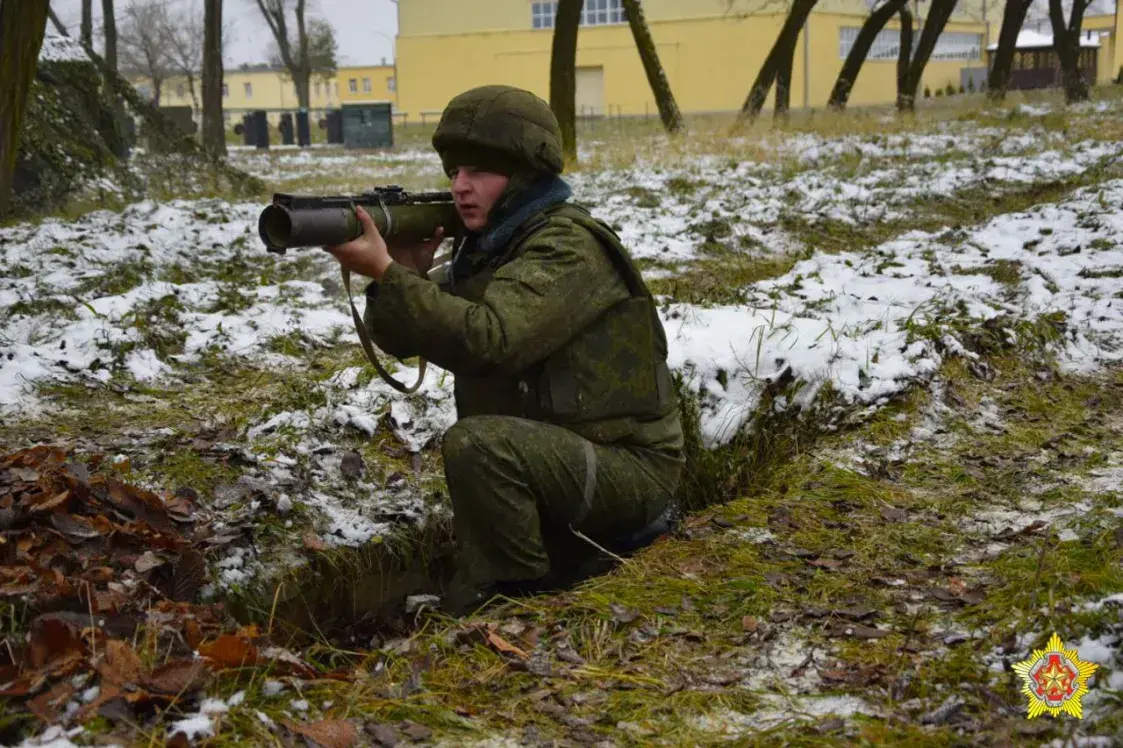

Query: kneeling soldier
[[325, 85, 683, 613]]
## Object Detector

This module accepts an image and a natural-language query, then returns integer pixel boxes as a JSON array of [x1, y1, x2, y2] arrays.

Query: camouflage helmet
[[432, 85, 564, 176]]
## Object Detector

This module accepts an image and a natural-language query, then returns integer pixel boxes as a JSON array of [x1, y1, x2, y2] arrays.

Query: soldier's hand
[[389, 226, 445, 276], [323, 206, 392, 280]]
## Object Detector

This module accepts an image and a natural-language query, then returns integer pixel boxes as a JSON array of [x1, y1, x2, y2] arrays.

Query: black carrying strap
[[342, 265, 426, 394]]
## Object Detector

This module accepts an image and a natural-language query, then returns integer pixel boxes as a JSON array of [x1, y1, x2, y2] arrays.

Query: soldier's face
[[450, 167, 510, 231]]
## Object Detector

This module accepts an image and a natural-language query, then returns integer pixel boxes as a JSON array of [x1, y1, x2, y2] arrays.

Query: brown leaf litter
[[0, 445, 331, 739]]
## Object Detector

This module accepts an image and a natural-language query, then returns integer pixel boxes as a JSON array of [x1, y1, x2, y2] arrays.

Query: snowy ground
[[2, 98, 1123, 593]]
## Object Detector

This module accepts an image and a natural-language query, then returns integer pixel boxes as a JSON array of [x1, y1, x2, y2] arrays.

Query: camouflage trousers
[[442, 415, 682, 589]]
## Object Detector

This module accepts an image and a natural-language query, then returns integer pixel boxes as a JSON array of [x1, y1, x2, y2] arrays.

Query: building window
[[838, 27, 901, 60], [244, 81, 253, 98], [532, 0, 623, 29], [222, 82, 229, 97], [362, 77, 372, 92], [931, 32, 982, 61], [349, 78, 357, 93], [839, 27, 981, 62], [387, 76, 396, 93]]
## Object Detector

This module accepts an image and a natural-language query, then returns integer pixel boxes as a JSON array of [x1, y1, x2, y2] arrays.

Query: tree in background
[[828, 0, 909, 111], [163, 4, 207, 110], [735, 0, 817, 125], [896, 0, 958, 112], [549, 0, 583, 163], [0, 0, 50, 217], [81, 0, 92, 47], [896, 6, 913, 106], [202, 0, 225, 157], [254, 0, 336, 112], [118, 0, 173, 105], [621, 0, 683, 133], [1049, 0, 1092, 102], [987, 0, 1033, 101], [101, 0, 117, 71]]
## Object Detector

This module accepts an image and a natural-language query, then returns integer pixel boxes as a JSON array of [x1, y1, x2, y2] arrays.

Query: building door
[[575, 66, 605, 117]]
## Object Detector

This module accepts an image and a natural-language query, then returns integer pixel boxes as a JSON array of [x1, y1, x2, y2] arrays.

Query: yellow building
[[338, 64, 398, 104], [143, 64, 398, 127], [394, 0, 1123, 120]]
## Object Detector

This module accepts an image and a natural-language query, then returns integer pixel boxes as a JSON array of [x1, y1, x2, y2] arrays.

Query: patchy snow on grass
[[696, 694, 878, 735], [569, 137, 1122, 269], [667, 178, 1123, 446], [228, 148, 443, 187], [0, 200, 353, 410]]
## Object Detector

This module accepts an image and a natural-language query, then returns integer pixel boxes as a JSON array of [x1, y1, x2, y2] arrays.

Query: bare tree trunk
[[621, 0, 682, 133], [829, 0, 909, 110], [255, 0, 313, 111], [202, 0, 225, 157], [987, 0, 1032, 100], [736, 0, 817, 124], [896, 7, 912, 103], [774, 33, 795, 121], [48, 6, 69, 35], [81, 0, 92, 47], [897, 0, 957, 112], [550, 0, 582, 163], [1050, 0, 1091, 103], [293, 0, 310, 110], [0, 0, 50, 218], [101, 0, 117, 71]]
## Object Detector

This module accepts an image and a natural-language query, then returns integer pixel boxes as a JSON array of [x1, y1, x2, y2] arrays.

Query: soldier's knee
[[442, 416, 505, 479]]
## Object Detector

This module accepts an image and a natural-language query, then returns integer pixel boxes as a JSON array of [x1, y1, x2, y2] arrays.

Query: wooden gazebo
[[986, 30, 1100, 90]]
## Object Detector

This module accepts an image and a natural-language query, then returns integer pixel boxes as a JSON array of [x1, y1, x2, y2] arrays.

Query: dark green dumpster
[[342, 102, 393, 149]]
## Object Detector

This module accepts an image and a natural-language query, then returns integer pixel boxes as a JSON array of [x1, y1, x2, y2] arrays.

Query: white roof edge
[[986, 29, 1103, 51]]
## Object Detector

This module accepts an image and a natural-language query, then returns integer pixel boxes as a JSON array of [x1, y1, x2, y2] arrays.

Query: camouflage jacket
[[364, 202, 683, 454]]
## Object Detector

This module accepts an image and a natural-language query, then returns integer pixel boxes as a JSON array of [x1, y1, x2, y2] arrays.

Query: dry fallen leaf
[[741, 615, 758, 633], [28, 614, 87, 669], [303, 530, 327, 552], [808, 558, 843, 569], [283, 718, 359, 748], [26, 680, 76, 721], [143, 659, 210, 694], [97, 640, 145, 686], [172, 549, 207, 602], [134, 551, 165, 574], [29, 490, 70, 513], [198, 634, 258, 668], [486, 631, 529, 661]]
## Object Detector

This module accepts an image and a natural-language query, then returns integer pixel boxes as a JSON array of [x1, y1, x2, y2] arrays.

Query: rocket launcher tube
[[258, 187, 462, 253]]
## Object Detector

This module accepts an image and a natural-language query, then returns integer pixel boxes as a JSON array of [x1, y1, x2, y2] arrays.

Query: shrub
[[924, 85, 932, 98], [944, 82, 957, 97]]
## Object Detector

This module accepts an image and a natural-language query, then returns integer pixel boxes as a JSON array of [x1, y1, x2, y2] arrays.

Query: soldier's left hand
[[323, 206, 392, 280]]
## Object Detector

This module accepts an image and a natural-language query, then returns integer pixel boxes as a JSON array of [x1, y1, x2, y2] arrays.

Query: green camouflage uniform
[[363, 86, 683, 596]]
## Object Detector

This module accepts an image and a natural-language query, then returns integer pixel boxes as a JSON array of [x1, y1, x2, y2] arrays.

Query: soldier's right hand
[[389, 226, 445, 277]]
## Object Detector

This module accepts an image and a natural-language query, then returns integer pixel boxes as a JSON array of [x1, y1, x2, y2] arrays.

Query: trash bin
[[279, 112, 295, 146], [341, 103, 393, 149], [325, 109, 344, 144], [296, 110, 310, 147], [251, 110, 269, 150]]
